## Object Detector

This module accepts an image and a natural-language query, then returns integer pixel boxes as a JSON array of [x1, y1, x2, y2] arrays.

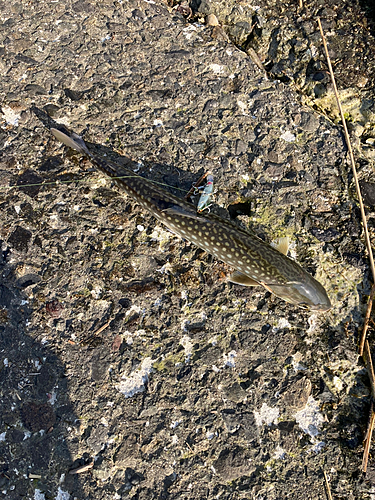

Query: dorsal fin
[[274, 237, 289, 256]]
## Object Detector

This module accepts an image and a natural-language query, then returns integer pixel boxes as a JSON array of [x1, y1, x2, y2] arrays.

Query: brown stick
[[363, 402, 375, 473], [365, 340, 375, 399], [323, 469, 333, 500], [359, 283, 375, 356], [69, 461, 94, 475]]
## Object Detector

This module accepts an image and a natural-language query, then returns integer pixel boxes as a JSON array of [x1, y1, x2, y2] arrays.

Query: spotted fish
[[51, 128, 331, 311]]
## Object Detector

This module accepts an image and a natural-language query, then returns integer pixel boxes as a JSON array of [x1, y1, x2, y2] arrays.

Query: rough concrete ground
[[1, 0, 375, 499]]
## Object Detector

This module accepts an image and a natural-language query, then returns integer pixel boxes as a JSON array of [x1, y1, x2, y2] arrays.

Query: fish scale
[[51, 128, 331, 311]]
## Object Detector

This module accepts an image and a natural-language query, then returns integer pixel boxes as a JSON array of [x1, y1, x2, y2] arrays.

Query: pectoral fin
[[162, 205, 210, 222], [228, 271, 260, 286]]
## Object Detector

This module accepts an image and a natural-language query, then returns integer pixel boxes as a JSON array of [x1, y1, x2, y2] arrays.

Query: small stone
[[7, 226, 32, 252], [20, 402, 56, 432], [207, 14, 219, 26]]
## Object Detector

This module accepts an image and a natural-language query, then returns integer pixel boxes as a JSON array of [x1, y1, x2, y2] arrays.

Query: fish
[[50, 127, 332, 312]]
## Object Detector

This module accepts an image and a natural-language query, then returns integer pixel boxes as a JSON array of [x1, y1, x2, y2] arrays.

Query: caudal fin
[[51, 128, 91, 156]]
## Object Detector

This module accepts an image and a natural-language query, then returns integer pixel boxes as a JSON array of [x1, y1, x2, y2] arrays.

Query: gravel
[[1, 0, 374, 498]]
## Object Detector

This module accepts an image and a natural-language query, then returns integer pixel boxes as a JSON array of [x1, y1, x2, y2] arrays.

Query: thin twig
[[363, 342, 375, 472], [318, 18, 375, 286], [363, 402, 375, 473], [323, 470, 333, 500], [69, 461, 94, 475], [93, 320, 111, 336], [365, 340, 375, 399], [359, 283, 375, 356]]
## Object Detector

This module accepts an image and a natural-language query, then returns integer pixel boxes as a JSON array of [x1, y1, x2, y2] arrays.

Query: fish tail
[[51, 128, 91, 157]]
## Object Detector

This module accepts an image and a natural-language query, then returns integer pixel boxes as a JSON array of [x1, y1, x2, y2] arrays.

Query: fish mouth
[[300, 300, 332, 312]]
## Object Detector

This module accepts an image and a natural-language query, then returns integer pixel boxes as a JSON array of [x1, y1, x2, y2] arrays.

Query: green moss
[[250, 203, 295, 240], [153, 352, 185, 372]]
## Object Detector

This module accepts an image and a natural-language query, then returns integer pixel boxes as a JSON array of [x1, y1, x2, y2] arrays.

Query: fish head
[[267, 278, 332, 312]]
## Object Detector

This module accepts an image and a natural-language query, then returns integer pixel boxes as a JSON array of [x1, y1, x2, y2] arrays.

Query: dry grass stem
[[359, 283, 375, 356], [68, 461, 94, 475], [363, 402, 375, 473], [317, 17, 375, 285], [323, 469, 333, 500], [365, 340, 375, 398], [93, 320, 111, 336]]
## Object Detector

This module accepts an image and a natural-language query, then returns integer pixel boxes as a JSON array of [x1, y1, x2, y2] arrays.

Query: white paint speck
[[0, 432, 6, 442], [183, 24, 197, 40], [306, 314, 319, 335], [3, 359, 8, 367], [254, 403, 280, 427], [56, 487, 70, 500], [91, 286, 102, 299], [137, 225, 145, 232], [272, 318, 291, 333], [116, 357, 154, 398], [125, 305, 143, 317], [34, 490, 46, 500], [33, 359, 42, 371], [223, 350, 237, 368], [274, 445, 286, 459], [280, 131, 296, 142], [292, 353, 307, 372], [180, 335, 193, 362], [237, 100, 248, 115], [100, 417, 108, 427], [210, 63, 225, 74], [1, 106, 21, 127], [308, 441, 326, 453], [206, 430, 215, 440], [332, 376, 343, 392], [294, 396, 324, 439]]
